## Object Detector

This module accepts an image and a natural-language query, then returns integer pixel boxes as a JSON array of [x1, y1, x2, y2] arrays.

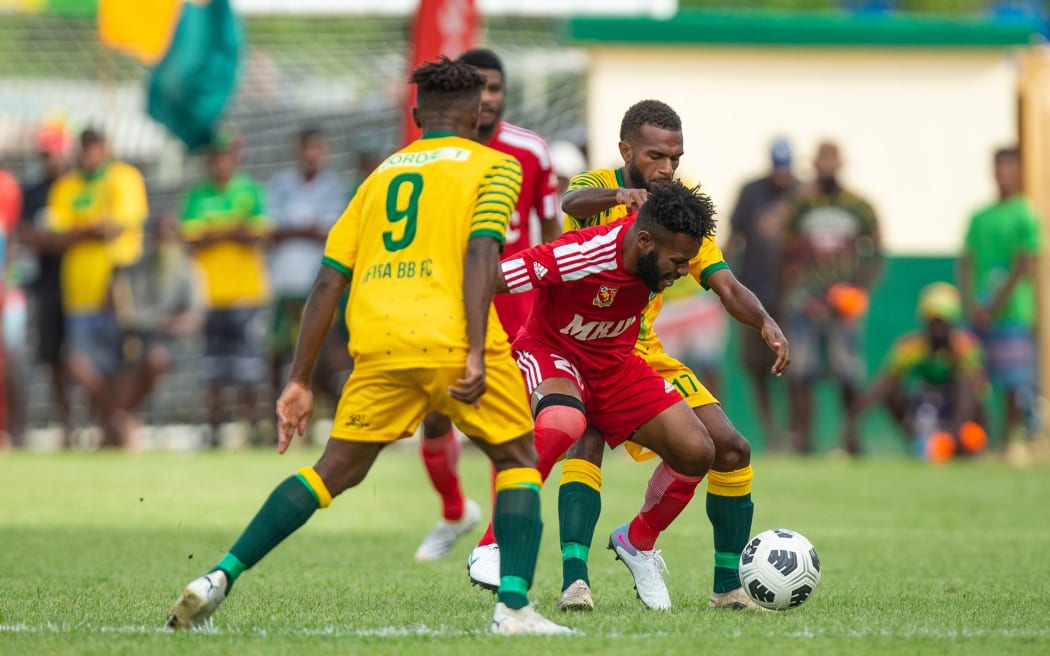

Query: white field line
[[1, 623, 1048, 640]]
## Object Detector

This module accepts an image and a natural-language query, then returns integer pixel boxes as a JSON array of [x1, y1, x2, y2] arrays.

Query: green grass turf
[[1, 444, 1048, 655]]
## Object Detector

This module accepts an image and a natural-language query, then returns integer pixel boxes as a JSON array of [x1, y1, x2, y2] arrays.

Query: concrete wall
[[584, 46, 1018, 255]]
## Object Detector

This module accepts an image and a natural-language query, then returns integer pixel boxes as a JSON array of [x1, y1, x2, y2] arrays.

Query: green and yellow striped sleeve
[[566, 170, 607, 193], [471, 157, 522, 243]]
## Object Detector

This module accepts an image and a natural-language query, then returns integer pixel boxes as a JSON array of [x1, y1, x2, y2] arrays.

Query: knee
[[713, 429, 751, 470], [671, 425, 715, 478], [486, 434, 539, 471], [566, 425, 604, 464], [535, 394, 587, 443]]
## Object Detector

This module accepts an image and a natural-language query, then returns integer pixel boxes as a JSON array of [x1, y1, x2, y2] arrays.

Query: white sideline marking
[[1, 623, 1048, 640], [0, 623, 479, 637]]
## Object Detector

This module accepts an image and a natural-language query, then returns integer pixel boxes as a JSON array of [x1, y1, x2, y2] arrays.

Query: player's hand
[[762, 318, 790, 376], [615, 188, 648, 212], [276, 380, 314, 454], [450, 351, 487, 407]]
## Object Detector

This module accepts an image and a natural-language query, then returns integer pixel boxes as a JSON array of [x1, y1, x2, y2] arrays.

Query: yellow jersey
[[562, 168, 728, 351], [45, 162, 148, 315], [323, 132, 523, 370], [180, 173, 271, 309]]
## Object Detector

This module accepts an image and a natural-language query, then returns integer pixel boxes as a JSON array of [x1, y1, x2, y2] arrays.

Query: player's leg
[[444, 357, 572, 634], [468, 346, 587, 591], [166, 438, 384, 630], [421, 411, 464, 522], [609, 399, 714, 610], [414, 410, 481, 562], [621, 356, 711, 560], [590, 357, 711, 610], [695, 403, 767, 610], [555, 426, 604, 610], [167, 368, 426, 630]]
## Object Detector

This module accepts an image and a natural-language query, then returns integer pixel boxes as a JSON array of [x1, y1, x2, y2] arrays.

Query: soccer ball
[[738, 528, 821, 611]]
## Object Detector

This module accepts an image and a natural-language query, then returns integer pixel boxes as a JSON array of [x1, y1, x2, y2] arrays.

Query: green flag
[[147, 0, 242, 150]]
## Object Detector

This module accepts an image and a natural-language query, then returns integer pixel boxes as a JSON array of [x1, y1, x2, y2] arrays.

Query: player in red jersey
[[413, 48, 563, 563], [465, 181, 721, 607]]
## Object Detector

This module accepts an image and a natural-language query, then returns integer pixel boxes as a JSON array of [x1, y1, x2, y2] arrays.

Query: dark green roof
[[563, 10, 1042, 48]]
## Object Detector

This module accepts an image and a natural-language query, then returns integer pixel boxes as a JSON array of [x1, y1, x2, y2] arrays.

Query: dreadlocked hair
[[411, 56, 486, 104], [637, 180, 717, 241], [620, 99, 682, 141]]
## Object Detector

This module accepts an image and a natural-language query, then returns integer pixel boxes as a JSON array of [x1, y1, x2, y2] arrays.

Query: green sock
[[493, 486, 542, 610], [706, 492, 754, 593], [558, 481, 601, 591], [216, 475, 321, 591]]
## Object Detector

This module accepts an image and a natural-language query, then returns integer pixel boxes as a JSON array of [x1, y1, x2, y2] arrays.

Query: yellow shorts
[[623, 343, 719, 461], [331, 353, 533, 445]]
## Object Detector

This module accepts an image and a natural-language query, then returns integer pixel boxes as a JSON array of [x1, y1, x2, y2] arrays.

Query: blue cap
[[771, 138, 792, 169]]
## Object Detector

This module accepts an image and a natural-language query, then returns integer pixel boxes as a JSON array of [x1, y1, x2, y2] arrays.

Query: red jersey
[[501, 215, 649, 374], [486, 120, 558, 254], [486, 120, 559, 338]]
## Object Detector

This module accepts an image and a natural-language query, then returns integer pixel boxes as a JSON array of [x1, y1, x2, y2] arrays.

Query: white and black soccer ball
[[738, 528, 821, 611]]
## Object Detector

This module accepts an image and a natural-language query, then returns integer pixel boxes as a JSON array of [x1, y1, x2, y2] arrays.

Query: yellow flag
[[98, 0, 185, 65]]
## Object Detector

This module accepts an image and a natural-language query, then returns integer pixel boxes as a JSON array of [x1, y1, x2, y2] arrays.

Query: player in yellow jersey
[[474, 100, 790, 611], [167, 58, 571, 636]]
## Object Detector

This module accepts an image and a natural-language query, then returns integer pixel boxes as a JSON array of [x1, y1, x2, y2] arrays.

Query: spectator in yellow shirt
[[44, 128, 149, 448]]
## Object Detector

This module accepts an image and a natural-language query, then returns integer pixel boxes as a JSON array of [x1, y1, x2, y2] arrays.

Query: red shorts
[[494, 291, 534, 342], [513, 337, 683, 448]]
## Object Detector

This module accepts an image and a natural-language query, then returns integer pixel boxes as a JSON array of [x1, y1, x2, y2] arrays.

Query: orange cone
[[925, 431, 956, 463], [959, 421, 988, 453], [827, 283, 869, 321]]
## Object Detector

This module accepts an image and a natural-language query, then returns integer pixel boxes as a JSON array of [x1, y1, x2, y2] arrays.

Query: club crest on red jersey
[[592, 285, 619, 308]]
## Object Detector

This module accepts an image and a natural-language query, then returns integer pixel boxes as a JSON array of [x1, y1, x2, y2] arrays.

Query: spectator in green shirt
[[959, 146, 1043, 457], [179, 128, 272, 447]]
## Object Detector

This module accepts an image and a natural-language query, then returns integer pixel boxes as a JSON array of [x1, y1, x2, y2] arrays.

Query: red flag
[[401, 0, 478, 146]]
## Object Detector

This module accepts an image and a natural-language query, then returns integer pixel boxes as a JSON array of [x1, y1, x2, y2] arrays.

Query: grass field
[[1, 443, 1048, 655]]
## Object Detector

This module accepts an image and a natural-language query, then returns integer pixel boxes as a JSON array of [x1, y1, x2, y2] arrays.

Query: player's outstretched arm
[[707, 268, 790, 376], [277, 265, 348, 452], [451, 236, 501, 406], [562, 186, 647, 220]]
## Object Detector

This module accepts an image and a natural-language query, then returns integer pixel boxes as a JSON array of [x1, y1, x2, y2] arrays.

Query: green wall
[[711, 255, 957, 454]]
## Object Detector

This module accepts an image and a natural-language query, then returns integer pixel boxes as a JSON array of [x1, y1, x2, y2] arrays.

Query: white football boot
[[709, 586, 772, 611], [414, 499, 482, 561], [166, 570, 228, 630], [491, 602, 576, 635], [557, 579, 594, 612], [608, 524, 671, 610], [467, 543, 501, 591]]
